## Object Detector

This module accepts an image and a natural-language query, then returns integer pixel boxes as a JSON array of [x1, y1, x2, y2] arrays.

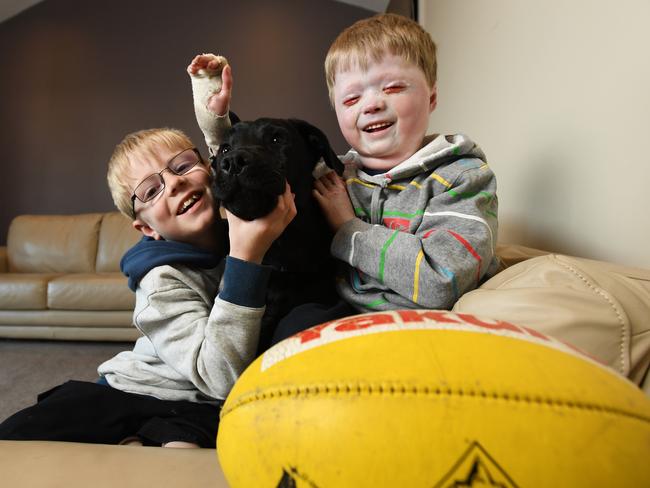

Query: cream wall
[[420, 0, 650, 269]]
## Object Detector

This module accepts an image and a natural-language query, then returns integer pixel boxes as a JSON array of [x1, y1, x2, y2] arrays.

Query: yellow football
[[217, 310, 650, 487]]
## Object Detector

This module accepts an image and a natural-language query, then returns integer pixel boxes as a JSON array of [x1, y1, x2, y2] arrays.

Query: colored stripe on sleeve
[[446, 229, 482, 284], [412, 249, 425, 303], [448, 190, 495, 200], [420, 229, 459, 302], [440, 265, 459, 300], [424, 211, 494, 250], [354, 207, 369, 218], [347, 178, 376, 189], [366, 298, 389, 309], [378, 229, 400, 284], [430, 173, 452, 188]]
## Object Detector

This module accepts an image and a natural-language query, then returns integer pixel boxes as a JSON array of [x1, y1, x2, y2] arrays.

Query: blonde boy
[[310, 13, 499, 316], [0, 127, 295, 448]]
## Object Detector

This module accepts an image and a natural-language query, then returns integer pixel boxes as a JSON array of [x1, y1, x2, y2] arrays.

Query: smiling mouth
[[177, 192, 202, 215], [363, 122, 394, 133]]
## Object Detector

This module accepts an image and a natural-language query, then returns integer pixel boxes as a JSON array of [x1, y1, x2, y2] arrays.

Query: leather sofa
[[455, 244, 650, 394], [0, 212, 141, 341], [1, 227, 649, 486], [0, 440, 230, 487]]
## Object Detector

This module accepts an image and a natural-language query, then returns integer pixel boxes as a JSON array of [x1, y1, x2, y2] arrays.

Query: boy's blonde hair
[[107, 128, 200, 219], [325, 13, 437, 103]]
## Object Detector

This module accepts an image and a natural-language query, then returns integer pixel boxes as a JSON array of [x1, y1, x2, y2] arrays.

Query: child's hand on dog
[[313, 171, 355, 232], [187, 53, 232, 117], [226, 183, 297, 264]]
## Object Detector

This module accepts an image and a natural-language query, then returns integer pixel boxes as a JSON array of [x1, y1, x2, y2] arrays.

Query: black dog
[[211, 118, 344, 352]]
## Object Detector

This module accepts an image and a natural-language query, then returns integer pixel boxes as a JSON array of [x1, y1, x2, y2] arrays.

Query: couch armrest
[[496, 243, 550, 268], [0, 246, 7, 273], [0, 441, 229, 487]]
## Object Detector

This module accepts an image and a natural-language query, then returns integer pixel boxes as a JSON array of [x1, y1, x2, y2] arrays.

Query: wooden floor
[[0, 339, 132, 422]]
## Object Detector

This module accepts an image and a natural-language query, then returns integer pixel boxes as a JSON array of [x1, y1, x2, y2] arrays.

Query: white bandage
[[190, 55, 231, 155]]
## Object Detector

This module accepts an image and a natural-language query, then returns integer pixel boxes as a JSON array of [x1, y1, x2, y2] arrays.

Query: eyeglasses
[[131, 148, 203, 215]]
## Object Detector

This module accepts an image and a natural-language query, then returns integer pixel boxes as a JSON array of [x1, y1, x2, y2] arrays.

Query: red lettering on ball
[[397, 310, 461, 324], [334, 314, 394, 332], [295, 322, 332, 344]]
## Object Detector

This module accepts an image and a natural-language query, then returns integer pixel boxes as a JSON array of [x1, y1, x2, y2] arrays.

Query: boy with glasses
[[0, 118, 296, 447]]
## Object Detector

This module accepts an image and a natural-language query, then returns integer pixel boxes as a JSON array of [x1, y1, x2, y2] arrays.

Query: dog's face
[[211, 118, 343, 221]]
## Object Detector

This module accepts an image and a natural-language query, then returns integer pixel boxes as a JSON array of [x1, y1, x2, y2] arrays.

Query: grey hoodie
[[98, 258, 269, 403], [332, 133, 500, 311]]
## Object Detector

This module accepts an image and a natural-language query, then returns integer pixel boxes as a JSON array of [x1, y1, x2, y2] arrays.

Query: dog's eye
[[269, 132, 286, 145], [218, 144, 231, 154]]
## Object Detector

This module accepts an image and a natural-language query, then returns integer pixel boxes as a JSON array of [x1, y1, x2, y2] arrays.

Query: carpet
[[0, 339, 133, 422]]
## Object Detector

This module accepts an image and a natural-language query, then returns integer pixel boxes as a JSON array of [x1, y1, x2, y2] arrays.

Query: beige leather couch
[[1, 242, 649, 487], [0, 212, 141, 341], [455, 244, 650, 394]]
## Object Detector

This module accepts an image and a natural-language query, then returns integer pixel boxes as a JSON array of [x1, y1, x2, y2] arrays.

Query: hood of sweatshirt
[[121, 237, 222, 291], [341, 133, 486, 185]]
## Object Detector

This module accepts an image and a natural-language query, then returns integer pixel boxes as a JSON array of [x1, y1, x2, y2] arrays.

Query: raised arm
[[187, 53, 233, 155]]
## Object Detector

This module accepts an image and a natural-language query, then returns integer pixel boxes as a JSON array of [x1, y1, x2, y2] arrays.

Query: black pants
[[270, 299, 358, 346], [0, 380, 222, 447]]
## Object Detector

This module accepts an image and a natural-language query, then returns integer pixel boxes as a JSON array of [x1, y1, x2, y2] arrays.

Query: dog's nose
[[220, 154, 247, 176]]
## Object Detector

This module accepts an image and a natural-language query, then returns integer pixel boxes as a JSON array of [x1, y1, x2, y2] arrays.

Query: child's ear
[[429, 85, 438, 112], [132, 218, 161, 240]]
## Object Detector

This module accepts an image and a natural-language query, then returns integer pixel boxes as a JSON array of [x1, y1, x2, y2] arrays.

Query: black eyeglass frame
[[130, 147, 203, 216]]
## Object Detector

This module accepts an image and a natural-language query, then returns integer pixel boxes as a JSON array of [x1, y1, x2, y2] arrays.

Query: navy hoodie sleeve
[[219, 256, 271, 308]]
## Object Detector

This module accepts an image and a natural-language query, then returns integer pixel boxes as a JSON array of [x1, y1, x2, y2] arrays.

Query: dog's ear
[[228, 110, 241, 125], [289, 119, 344, 175]]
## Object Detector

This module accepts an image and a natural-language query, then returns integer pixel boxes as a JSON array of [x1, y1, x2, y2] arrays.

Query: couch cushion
[[0, 324, 140, 341], [95, 212, 141, 273], [47, 274, 135, 311], [0, 441, 229, 488], [0, 274, 60, 310], [0, 310, 136, 329], [453, 253, 650, 386], [7, 214, 103, 273]]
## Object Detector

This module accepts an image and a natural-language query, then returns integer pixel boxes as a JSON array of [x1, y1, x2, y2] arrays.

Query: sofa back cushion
[[7, 213, 103, 273], [95, 212, 141, 272]]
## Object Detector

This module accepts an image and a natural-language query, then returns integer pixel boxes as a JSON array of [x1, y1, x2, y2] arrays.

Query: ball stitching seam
[[220, 382, 649, 424]]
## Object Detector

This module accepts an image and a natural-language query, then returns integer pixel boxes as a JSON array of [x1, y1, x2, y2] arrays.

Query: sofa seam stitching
[[553, 256, 628, 375]]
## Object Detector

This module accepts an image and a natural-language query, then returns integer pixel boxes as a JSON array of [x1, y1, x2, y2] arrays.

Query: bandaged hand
[[187, 53, 232, 116], [187, 53, 233, 153]]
